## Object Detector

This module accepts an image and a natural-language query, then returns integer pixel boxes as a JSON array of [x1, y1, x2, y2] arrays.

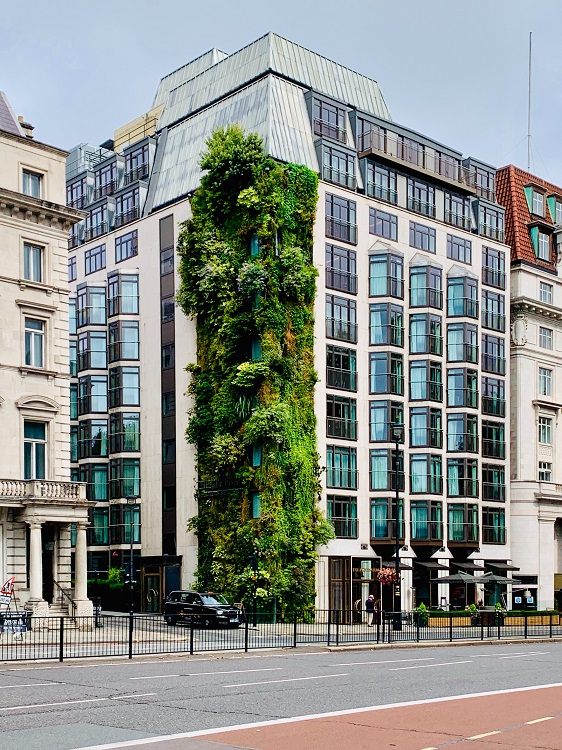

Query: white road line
[[223, 673, 349, 688], [0, 697, 108, 711], [70, 681, 562, 750], [499, 654, 543, 660], [526, 716, 554, 724], [468, 731, 501, 739], [0, 682, 60, 689], [111, 694, 156, 700], [329, 658, 434, 666], [130, 667, 282, 680], [472, 651, 547, 658], [390, 660, 473, 671], [129, 675, 180, 680]]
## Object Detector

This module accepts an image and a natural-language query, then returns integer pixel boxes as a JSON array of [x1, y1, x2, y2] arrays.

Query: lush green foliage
[[177, 125, 332, 612]]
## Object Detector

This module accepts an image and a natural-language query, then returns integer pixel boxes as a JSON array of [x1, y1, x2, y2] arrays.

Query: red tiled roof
[[496, 164, 560, 269]]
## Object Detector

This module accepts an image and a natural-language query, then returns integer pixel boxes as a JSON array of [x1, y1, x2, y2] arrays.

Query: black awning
[[415, 561, 449, 569], [455, 562, 486, 571], [382, 562, 414, 570], [487, 562, 521, 571]]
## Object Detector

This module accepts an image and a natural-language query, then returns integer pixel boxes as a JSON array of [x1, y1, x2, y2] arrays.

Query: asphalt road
[[0, 642, 560, 750]]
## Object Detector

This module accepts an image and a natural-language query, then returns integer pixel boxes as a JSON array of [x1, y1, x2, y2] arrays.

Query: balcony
[[326, 317, 358, 344], [410, 475, 443, 494], [326, 268, 357, 294], [326, 468, 358, 490], [482, 440, 506, 459], [68, 234, 81, 250], [326, 367, 357, 391], [124, 164, 149, 184], [447, 479, 479, 498], [323, 167, 356, 190], [93, 181, 117, 201], [410, 428, 443, 449], [448, 299, 479, 318], [366, 182, 398, 205], [482, 311, 506, 333], [448, 433, 479, 453], [84, 223, 109, 242], [370, 518, 405, 541], [479, 223, 505, 242], [448, 344, 479, 364], [482, 356, 506, 375], [326, 217, 357, 245], [326, 417, 357, 440], [481, 396, 505, 417], [448, 522, 479, 544], [313, 118, 347, 144], [482, 482, 506, 502], [448, 388, 479, 409], [407, 197, 436, 218], [68, 195, 87, 210], [115, 207, 140, 227], [445, 211, 471, 230], [411, 288, 443, 309], [410, 521, 443, 542], [483, 525, 507, 544], [482, 267, 506, 290], [0, 478, 86, 502], [329, 516, 358, 539]]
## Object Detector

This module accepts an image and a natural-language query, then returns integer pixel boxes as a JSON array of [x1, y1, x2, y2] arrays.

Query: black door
[[42, 525, 55, 603]]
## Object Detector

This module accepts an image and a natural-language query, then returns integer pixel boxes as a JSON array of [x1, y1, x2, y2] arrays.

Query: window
[[110, 503, 141, 544], [162, 391, 176, 416], [369, 352, 403, 395], [365, 162, 397, 203], [70, 383, 78, 420], [370, 303, 403, 346], [125, 143, 149, 181], [447, 368, 478, 408], [85, 205, 108, 240], [447, 323, 478, 363], [109, 413, 140, 453], [161, 296, 175, 323], [370, 498, 404, 540], [76, 285, 106, 327], [326, 395, 357, 440], [482, 247, 506, 289], [409, 221, 436, 253], [24, 317, 44, 368], [326, 295, 357, 343], [537, 231, 550, 261], [410, 454, 442, 494], [482, 290, 505, 332], [163, 486, 176, 510], [482, 508, 506, 545], [479, 205, 504, 241], [327, 345, 357, 391], [322, 147, 355, 188], [408, 178, 435, 217], [447, 459, 478, 497], [23, 242, 43, 282], [23, 421, 46, 479], [409, 360, 442, 401], [445, 193, 471, 229], [115, 230, 138, 263], [22, 170, 42, 198], [109, 459, 140, 499], [540, 281, 553, 304], [539, 326, 553, 350], [78, 419, 108, 459], [532, 189, 544, 216], [369, 208, 397, 241], [411, 500, 443, 541], [410, 265, 442, 309], [448, 503, 479, 542], [370, 449, 404, 491], [539, 461, 552, 482], [69, 298, 77, 335], [67, 177, 87, 209], [327, 496, 357, 538], [325, 245, 357, 294], [108, 273, 139, 316], [555, 199, 562, 224], [482, 464, 505, 501], [409, 406, 442, 448], [87, 508, 109, 546], [69, 340, 77, 377], [538, 416, 552, 444], [482, 334, 505, 374], [77, 331, 107, 371], [447, 413, 478, 452], [115, 190, 140, 226], [482, 421, 506, 458], [68, 256, 76, 282], [369, 253, 403, 298], [539, 367, 552, 397], [409, 313, 442, 355], [482, 376, 505, 416], [369, 400, 403, 442], [435, 151, 460, 180], [398, 135, 424, 167], [108, 321, 139, 362], [160, 247, 174, 276], [357, 118, 386, 152], [163, 439, 176, 464], [109, 366, 140, 407], [85, 244, 106, 275], [447, 276, 478, 318], [447, 235, 472, 264], [94, 162, 116, 197], [79, 464, 108, 501], [78, 375, 108, 415], [326, 445, 357, 489], [326, 194, 357, 244], [313, 100, 346, 143], [161, 343, 175, 369], [472, 166, 495, 201]]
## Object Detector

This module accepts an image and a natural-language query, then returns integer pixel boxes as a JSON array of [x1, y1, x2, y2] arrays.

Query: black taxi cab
[[163, 590, 242, 628]]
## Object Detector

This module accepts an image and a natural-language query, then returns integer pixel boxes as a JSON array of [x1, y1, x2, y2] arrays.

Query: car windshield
[[200, 594, 228, 606]]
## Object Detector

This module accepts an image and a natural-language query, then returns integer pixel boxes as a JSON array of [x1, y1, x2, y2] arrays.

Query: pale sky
[[2, 0, 561, 183]]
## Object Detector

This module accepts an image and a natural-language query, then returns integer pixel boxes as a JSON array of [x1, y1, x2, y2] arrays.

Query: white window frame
[[538, 461, 552, 482], [538, 367, 552, 397], [24, 317, 45, 368], [555, 200, 562, 225], [538, 415, 552, 445], [22, 169, 43, 199], [537, 232, 550, 260], [23, 420, 47, 480], [532, 190, 544, 216], [23, 242, 43, 283], [539, 326, 553, 350], [539, 281, 553, 305]]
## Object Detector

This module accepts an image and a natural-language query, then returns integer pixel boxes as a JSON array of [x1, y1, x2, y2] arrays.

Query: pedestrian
[[365, 594, 376, 626]]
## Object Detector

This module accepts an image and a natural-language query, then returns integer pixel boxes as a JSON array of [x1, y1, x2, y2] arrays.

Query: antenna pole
[[527, 31, 533, 172]]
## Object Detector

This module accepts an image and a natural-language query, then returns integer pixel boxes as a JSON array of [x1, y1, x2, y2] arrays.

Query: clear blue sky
[[3, 0, 561, 183]]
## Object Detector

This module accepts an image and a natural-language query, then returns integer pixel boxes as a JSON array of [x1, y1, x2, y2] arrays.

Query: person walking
[[365, 594, 376, 626]]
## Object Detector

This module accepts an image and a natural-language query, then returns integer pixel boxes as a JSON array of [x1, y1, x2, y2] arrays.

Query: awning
[[486, 562, 521, 571], [382, 562, 414, 570], [415, 561, 449, 569], [455, 562, 486, 571]]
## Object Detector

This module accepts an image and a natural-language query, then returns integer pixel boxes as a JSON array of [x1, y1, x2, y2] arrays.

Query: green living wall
[[176, 126, 333, 613]]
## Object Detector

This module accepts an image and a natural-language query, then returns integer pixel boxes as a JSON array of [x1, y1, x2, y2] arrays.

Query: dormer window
[[532, 189, 544, 217]]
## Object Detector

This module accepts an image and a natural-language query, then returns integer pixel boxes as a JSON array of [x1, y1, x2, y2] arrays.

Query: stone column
[[28, 521, 43, 601], [538, 516, 555, 610], [58, 524, 72, 590], [74, 522, 88, 601]]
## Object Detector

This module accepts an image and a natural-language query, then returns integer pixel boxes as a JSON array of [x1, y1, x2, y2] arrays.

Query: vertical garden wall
[[176, 125, 332, 612]]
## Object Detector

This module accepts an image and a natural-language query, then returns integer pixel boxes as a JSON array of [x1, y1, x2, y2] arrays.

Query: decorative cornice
[[0, 130, 69, 157], [0, 187, 85, 233], [512, 296, 562, 322]]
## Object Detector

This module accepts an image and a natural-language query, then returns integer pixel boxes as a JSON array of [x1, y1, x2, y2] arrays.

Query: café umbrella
[[478, 572, 521, 585], [430, 571, 480, 607]]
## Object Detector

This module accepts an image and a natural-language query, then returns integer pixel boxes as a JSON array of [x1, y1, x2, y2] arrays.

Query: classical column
[[28, 521, 43, 601], [74, 522, 88, 601]]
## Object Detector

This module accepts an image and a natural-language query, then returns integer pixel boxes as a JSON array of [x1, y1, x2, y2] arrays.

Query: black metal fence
[[0, 610, 559, 663]]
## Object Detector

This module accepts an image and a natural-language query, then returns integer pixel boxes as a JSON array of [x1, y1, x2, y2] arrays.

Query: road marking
[[499, 654, 542, 659], [0, 682, 60, 689], [472, 651, 547, 658], [69, 682, 562, 750], [390, 660, 473, 671], [526, 716, 554, 724], [129, 675, 180, 680], [130, 667, 283, 680], [0, 697, 108, 711], [329, 658, 434, 666], [467, 731, 501, 739], [419, 747, 437, 750], [223, 673, 349, 688], [111, 694, 156, 700]]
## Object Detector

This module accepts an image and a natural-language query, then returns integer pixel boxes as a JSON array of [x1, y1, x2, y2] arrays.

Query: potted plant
[[413, 602, 428, 626]]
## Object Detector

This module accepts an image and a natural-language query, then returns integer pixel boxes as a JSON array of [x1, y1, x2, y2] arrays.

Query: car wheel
[[165, 615, 177, 626]]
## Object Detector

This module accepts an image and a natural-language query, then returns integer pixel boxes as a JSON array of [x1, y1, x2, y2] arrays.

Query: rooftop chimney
[[18, 115, 34, 139]]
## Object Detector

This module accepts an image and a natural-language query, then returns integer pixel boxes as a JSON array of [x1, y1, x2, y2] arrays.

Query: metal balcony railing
[[365, 182, 398, 204], [407, 197, 436, 218], [448, 522, 479, 543], [326, 268, 357, 294], [326, 317, 358, 343], [409, 428, 443, 449], [448, 343, 479, 364], [326, 468, 358, 490], [481, 396, 505, 417], [326, 218, 357, 245], [482, 267, 506, 290], [479, 223, 505, 242], [313, 118, 347, 144], [115, 207, 140, 227], [323, 167, 356, 190], [447, 387, 479, 409], [444, 211, 471, 230], [482, 526, 506, 544], [482, 312, 506, 332], [447, 433, 479, 453], [482, 482, 506, 502], [326, 367, 357, 391], [370, 518, 405, 541], [410, 521, 443, 541], [329, 516, 358, 539], [447, 479, 479, 498], [482, 439, 506, 459], [482, 356, 506, 375], [326, 417, 358, 440], [84, 223, 109, 241], [124, 164, 149, 184], [93, 181, 117, 200]]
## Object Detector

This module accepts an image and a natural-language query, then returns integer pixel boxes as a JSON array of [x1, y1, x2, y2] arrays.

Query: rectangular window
[[540, 281, 553, 304], [94, 162, 116, 197], [447, 235, 472, 264], [482, 290, 506, 332], [370, 303, 404, 347], [447, 276, 478, 318], [410, 265, 442, 308], [369, 400, 403, 442], [313, 100, 347, 143], [161, 343, 175, 369], [399, 136, 424, 167], [85, 205, 108, 240], [76, 285, 106, 327], [78, 375, 108, 415], [409, 360, 442, 401], [160, 247, 174, 276], [68, 256, 76, 282], [447, 459, 478, 498], [109, 459, 140, 499], [482, 246, 506, 289], [365, 161, 397, 204], [23, 242, 43, 282], [125, 143, 149, 181], [472, 166, 495, 201], [409, 313, 442, 355], [115, 189, 140, 227], [325, 194, 357, 244], [161, 296, 175, 323], [24, 317, 44, 368], [78, 419, 108, 459], [109, 366, 140, 407], [326, 445, 357, 489], [327, 496, 358, 538], [408, 177, 435, 217], [532, 189, 544, 216], [447, 413, 479, 452], [326, 395, 357, 440], [109, 504, 141, 545], [326, 294, 357, 343], [481, 376, 505, 417], [163, 438, 176, 464], [70, 383, 78, 420], [23, 421, 46, 479], [480, 205, 504, 241], [410, 453, 443, 494], [108, 273, 139, 316], [22, 169, 42, 198], [539, 461, 552, 482], [411, 500, 443, 541], [69, 298, 77, 335], [357, 118, 386, 152], [369, 253, 404, 298], [445, 193, 471, 230], [370, 449, 404, 491], [482, 464, 505, 501], [85, 244, 106, 275], [326, 345, 357, 391], [163, 486, 176, 510], [108, 321, 139, 362], [370, 498, 404, 540], [538, 367, 552, 397], [162, 391, 176, 416], [409, 221, 436, 253], [369, 208, 397, 241], [481, 334, 505, 374], [435, 152, 460, 180], [322, 146, 355, 188], [67, 177, 87, 209], [77, 330, 107, 371], [88, 508, 109, 546], [409, 406, 442, 448], [115, 230, 138, 263], [482, 507, 506, 545], [539, 326, 553, 350], [447, 323, 478, 363], [370, 352, 404, 395], [447, 503, 479, 542], [482, 420, 506, 458], [325, 245, 357, 294], [538, 415, 552, 444], [537, 231, 550, 261], [79, 464, 108, 501], [109, 412, 140, 453]]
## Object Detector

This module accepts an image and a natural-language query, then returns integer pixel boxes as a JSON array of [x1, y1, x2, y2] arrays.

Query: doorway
[[42, 525, 55, 603], [143, 573, 162, 613]]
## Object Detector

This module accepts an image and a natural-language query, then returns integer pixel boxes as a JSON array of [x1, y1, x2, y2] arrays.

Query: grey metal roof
[[0, 92, 23, 137], [157, 32, 390, 130], [152, 48, 229, 109]]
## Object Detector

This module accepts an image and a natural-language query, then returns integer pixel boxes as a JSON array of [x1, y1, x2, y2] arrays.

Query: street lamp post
[[392, 423, 403, 631], [127, 499, 136, 615]]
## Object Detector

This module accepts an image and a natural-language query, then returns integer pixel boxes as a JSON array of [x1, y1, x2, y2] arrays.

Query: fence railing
[[0, 610, 559, 663]]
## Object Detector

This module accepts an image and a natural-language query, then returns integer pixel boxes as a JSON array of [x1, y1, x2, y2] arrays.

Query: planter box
[[428, 616, 471, 627], [505, 615, 559, 626]]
